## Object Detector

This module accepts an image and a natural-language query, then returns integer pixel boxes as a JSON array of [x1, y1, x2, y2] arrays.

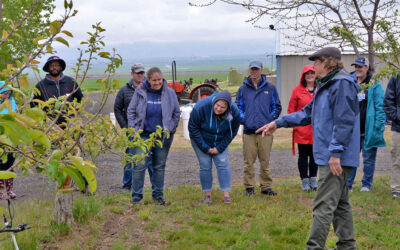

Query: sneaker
[[245, 188, 254, 196], [131, 197, 143, 205], [203, 195, 212, 203], [310, 177, 318, 191], [360, 187, 370, 192], [154, 197, 166, 205], [261, 188, 277, 196], [302, 178, 311, 192], [224, 197, 232, 204], [7, 191, 16, 199], [122, 185, 131, 190], [392, 192, 400, 198], [348, 187, 353, 192]]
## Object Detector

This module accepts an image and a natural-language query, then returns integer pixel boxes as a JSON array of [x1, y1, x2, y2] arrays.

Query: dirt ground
[[9, 92, 395, 203], [12, 142, 393, 203]]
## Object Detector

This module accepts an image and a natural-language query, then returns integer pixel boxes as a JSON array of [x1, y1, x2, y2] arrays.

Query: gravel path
[[12, 147, 393, 203]]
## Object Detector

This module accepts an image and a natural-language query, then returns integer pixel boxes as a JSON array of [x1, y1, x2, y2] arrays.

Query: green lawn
[[1, 176, 399, 249]]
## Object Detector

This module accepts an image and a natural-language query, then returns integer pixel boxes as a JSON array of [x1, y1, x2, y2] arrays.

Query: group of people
[[1, 45, 399, 249]]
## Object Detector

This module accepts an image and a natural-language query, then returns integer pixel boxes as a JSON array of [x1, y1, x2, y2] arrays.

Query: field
[[0, 176, 398, 249], [0, 127, 397, 249]]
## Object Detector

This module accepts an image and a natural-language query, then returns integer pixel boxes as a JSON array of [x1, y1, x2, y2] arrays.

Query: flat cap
[[308, 47, 341, 61]]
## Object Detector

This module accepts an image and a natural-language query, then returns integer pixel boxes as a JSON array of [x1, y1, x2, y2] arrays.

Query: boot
[[302, 178, 311, 192], [6, 179, 16, 199], [310, 177, 318, 191], [0, 180, 6, 199]]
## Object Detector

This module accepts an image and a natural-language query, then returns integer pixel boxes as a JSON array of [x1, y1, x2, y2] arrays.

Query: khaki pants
[[306, 166, 356, 250], [243, 134, 273, 189], [391, 131, 400, 193]]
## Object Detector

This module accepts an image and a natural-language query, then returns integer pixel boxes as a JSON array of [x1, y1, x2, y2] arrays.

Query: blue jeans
[[191, 141, 231, 192], [131, 133, 174, 200], [347, 136, 378, 189], [123, 145, 153, 189]]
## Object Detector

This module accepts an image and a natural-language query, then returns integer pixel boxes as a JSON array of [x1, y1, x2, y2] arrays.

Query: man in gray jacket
[[114, 63, 152, 190]]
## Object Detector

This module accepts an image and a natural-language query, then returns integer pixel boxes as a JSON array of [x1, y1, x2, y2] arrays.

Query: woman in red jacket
[[287, 65, 318, 192]]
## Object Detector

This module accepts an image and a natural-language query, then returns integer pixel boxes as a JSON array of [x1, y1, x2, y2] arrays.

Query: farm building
[[276, 53, 388, 116]]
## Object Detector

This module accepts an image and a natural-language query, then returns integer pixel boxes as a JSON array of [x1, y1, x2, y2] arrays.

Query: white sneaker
[[360, 187, 370, 192]]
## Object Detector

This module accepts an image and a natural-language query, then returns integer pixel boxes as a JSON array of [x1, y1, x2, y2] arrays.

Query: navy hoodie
[[143, 81, 163, 133], [189, 91, 241, 153]]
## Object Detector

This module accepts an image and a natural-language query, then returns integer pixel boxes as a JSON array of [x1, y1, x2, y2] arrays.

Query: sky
[[51, 0, 276, 59]]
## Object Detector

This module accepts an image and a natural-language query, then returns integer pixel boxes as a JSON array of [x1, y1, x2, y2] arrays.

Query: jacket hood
[[45, 73, 65, 83], [212, 90, 232, 120], [299, 65, 315, 86], [0, 81, 17, 113]]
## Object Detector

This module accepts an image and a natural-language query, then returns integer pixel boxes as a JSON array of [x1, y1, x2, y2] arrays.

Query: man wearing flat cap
[[33, 55, 83, 125], [256, 47, 359, 249], [114, 63, 153, 190], [235, 60, 281, 197]]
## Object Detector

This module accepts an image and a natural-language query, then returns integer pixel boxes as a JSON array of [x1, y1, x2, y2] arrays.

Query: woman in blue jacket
[[127, 67, 181, 205], [189, 91, 241, 203], [0, 81, 18, 199]]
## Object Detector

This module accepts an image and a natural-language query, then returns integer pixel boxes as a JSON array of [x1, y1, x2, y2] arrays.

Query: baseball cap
[[249, 60, 263, 69], [351, 57, 369, 67], [131, 63, 145, 73]]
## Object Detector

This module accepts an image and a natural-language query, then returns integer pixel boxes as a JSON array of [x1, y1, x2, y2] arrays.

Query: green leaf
[[50, 150, 63, 161], [0, 171, 17, 180], [69, 156, 97, 194], [28, 129, 51, 149], [0, 114, 32, 145], [45, 161, 58, 182], [23, 108, 46, 123], [61, 30, 73, 37], [49, 20, 61, 35], [55, 37, 69, 47], [33, 36, 46, 44], [60, 166, 85, 191]]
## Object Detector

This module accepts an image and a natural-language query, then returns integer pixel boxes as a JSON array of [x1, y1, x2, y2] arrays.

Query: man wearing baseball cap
[[235, 60, 281, 197], [114, 63, 153, 190], [32, 55, 83, 125], [347, 57, 386, 192], [256, 47, 359, 249]]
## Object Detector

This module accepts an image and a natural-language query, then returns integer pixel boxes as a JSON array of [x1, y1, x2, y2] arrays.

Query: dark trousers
[[298, 144, 317, 179]]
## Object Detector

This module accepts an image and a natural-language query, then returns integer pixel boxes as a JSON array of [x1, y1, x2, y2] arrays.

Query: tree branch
[[0, 0, 39, 47]]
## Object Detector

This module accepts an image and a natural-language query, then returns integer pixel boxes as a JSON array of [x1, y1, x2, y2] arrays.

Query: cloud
[[53, 0, 276, 47]]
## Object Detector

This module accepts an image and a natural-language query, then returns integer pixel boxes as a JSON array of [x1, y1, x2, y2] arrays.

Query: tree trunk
[[54, 188, 74, 224]]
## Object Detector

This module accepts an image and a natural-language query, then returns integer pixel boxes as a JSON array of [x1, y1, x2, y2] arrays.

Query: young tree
[[0, 0, 162, 224], [190, 0, 400, 70]]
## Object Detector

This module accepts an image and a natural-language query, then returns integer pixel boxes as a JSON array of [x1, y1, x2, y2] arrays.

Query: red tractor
[[167, 60, 218, 104]]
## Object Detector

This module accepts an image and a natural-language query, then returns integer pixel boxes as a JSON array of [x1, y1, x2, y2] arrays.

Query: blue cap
[[351, 57, 369, 67], [249, 60, 263, 69]]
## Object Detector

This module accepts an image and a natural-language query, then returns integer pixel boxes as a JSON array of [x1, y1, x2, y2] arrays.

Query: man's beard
[[49, 69, 61, 77]]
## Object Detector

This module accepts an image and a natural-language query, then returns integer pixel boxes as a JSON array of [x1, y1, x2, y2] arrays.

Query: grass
[[77, 72, 231, 92], [0, 176, 399, 249]]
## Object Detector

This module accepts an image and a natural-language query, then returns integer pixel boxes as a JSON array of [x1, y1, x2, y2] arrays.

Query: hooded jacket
[[235, 74, 281, 134], [350, 71, 386, 150], [383, 75, 400, 132], [276, 69, 360, 167], [0, 82, 17, 114], [287, 65, 316, 155], [127, 80, 181, 134], [114, 79, 137, 128], [189, 91, 241, 153], [33, 74, 83, 103]]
